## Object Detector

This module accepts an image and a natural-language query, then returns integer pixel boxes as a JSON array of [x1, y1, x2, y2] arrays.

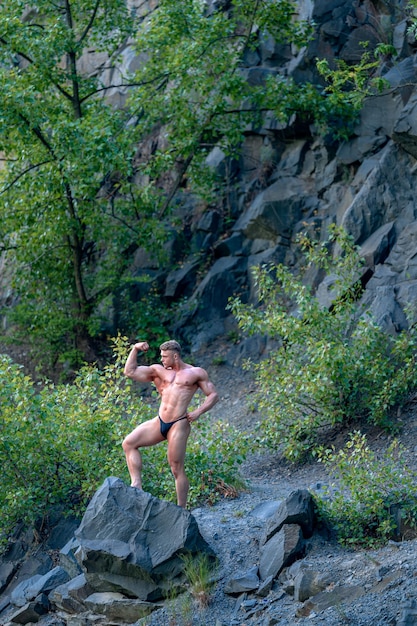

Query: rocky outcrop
[[0, 477, 216, 625], [0, 484, 319, 625], [0, 486, 318, 626], [2, 483, 417, 625]]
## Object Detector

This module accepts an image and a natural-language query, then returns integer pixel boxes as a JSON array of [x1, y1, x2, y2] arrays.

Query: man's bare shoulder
[[183, 363, 208, 375], [149, 363, 166, 375], [183, 364, 214, 385]]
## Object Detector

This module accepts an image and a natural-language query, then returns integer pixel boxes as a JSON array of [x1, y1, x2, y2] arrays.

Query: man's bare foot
[[130, 481, 142, 489]]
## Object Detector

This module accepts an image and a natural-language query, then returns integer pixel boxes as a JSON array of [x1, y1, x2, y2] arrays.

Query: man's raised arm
[[124, 342, 155, 382]]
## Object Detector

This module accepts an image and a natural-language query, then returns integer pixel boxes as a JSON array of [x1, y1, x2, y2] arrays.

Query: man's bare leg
[[122, 417, 163, 489], [167, 424, 191, 507], [122, 444, 143, 489], [174, 468, 190, 508]]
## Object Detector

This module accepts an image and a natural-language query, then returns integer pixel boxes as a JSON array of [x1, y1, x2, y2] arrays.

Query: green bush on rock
[[314, 432, 417, 548], [229, 226, 417, 461]]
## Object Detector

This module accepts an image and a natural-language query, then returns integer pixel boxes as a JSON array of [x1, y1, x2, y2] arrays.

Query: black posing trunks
[[159, 414, 188, 439]]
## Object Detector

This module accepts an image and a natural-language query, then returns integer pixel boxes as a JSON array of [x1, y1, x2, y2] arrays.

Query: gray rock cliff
[[114, 0, 417, 355]]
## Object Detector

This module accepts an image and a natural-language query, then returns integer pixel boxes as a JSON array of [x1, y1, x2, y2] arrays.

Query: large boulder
[[74, 477, 216, 601], [262, 489, 316, 545]]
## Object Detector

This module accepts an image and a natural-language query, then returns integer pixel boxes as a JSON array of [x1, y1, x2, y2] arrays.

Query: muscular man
[[122, 339, 219, 507]]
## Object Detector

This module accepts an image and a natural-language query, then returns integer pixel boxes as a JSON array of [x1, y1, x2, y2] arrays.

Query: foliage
[[89, 283, 171, 360], [0, 335, 248, 547], [407, 0, 417, 40], [229, 225, 417, 461], [261, 50, 387, 142], [128, 0, 313, 196], [314, 432, 417, 548], [0, 335, 141, 545], [257, 32, 396, 142], [0, 0, 313, 366], [181, 552, 218, 608], [0, 0, 169, 364], [313, 50, 390, 138]]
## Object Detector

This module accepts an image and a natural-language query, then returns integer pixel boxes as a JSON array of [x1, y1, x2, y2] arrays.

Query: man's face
[[160, 349, 175, 369]]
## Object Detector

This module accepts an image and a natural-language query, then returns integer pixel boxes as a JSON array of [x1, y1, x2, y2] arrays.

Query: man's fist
[[135, 341, 149, 352]]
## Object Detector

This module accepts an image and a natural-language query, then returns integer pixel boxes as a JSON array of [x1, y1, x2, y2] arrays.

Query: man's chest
[[158, 371, 198, 393]]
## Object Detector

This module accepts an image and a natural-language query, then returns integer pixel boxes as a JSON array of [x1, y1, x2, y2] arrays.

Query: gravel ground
[[141, 457, 417, 626]]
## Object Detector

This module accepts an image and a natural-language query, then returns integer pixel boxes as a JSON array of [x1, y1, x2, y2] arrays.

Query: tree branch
[[0, 36, 73, 102], [158, 154, 193, 218], [0, 159, 54, 195], [102, 199, 142, 235], [79, 74, 170, 103], [0, 243, 18, 252], [78, 0, 101, 46], [19, 113, 56, 157]]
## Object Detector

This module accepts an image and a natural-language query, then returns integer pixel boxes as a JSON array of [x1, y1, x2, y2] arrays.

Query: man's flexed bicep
[[124, 342, 156, 382]]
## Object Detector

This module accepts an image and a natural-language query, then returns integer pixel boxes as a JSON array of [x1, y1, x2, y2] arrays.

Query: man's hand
[[134, 341, 149, 352], [124, 341, 155, 381], [186, 411, 199, 423]]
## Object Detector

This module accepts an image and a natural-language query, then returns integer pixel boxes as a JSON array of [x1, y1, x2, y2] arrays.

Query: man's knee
[[169, 460, 185, 478], [122, 437, 135, 453]]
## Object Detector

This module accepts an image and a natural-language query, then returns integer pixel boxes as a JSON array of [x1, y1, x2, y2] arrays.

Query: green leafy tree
[[0, 0, 170, 365], [0, 0, 313, 367], [229, 226, 417, 460]]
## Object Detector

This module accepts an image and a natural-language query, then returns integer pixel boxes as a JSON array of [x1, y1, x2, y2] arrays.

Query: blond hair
[[159, 340, 182, 355]]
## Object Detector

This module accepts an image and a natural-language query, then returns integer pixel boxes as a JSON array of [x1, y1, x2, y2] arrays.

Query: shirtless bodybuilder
[[122, 339, 219, 507]]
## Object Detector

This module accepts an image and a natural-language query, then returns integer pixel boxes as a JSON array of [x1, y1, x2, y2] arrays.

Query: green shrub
[[0, 336, 145, 544], [0, 335, 249, 548], [181, 552, 218, 608], [229, 226, 417, 460], [314, 431, 417, 548]]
